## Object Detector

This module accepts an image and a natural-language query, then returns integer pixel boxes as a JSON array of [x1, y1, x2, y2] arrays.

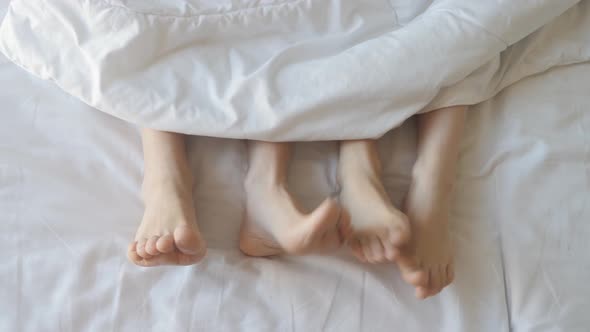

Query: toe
[[156, 234, 175, 253], [384, 246, 399, 262], [369, 235, 385, 263], [379, 233, 398, 261], [338, 209, 353, 241], [348, 239, 367, 263], [415, 269, 433, 299], [353, 251, 367, 262], [429, 267, 443, 296], [436, 265, 453, 295], [440, 265, 451, 288], [360, 237, 375, 263], [136, 238, 153, 259], [127, 242, 143, 264], [174, 225, 204, 256], [130, 254, 177, 267], [446, 263, 455, 284], [138, 250, 205, 267], [440, 264, 453, 290], [403, 270, 429, 287], [416, 286, 430, 300], [145, 236, 161, 256], [420, 268, 448, 299], [395, 254, 427, 286], [350, 238, 367, 262], [128, 241, 137, 255]]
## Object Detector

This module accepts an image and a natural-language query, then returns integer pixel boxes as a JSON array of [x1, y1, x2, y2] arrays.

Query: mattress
[[2, 4, 590, 332]]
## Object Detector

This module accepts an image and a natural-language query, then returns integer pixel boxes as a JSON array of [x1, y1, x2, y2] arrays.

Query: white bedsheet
[[2, 4, 590, 332], [2, 34, 590, 332]]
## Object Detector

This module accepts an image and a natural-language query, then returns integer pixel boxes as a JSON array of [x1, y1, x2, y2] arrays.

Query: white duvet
[[1, 0, 589, 140]]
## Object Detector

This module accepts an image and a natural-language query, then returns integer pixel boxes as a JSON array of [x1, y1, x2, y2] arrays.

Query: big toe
[[446, 263, 455, 284], [156, 234, 175, 253], [431, 265, 455, 297], [403, 269, 429, 287], [396, 255, 429, 287], [416, 286, 430, 300], [174, 225, 206, 257], [415, 266, 452, 299]]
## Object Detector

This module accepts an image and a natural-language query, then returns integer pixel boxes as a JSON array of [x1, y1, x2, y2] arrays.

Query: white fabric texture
[[2, 1, 590, 331], [0, 0, 588, 140], [2, 39, 590, 332]]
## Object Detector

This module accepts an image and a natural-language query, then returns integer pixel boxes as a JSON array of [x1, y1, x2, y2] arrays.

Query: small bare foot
[[340, 169, 410, 263], [127, 179, 206, 267], [239, 179, 352, 256], [395, 181, 454, 299]]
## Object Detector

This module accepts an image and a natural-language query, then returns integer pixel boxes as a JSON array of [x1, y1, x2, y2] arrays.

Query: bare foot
[[340, 168, 410, 263], [127, 178, 206, 267], [395, 180, 454, 299], [339, 140, 410, 263], [239, 179, 352, 256]]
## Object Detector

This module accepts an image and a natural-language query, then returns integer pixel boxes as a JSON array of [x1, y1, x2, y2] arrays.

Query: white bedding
[[2, 2, 590, 332], [1, 0, 588, 140], [2, 30, 590, 332]]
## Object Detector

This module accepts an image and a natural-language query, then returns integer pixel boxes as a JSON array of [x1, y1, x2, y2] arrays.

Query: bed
[[1, 1, 589, 331]]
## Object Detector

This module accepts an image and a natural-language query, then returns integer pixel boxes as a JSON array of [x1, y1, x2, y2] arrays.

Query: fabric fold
[[0, 0, 586, 140]]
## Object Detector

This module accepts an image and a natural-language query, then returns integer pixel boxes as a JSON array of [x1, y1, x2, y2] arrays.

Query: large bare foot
[[127, 178, 206, 267], [339, 140, 410, 263], [395, 106, 464, 299], [395, 178, 454, 299], [128, 129, 206, 267], [239, 179, 351, 256], [239, 141, 351, 257]]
